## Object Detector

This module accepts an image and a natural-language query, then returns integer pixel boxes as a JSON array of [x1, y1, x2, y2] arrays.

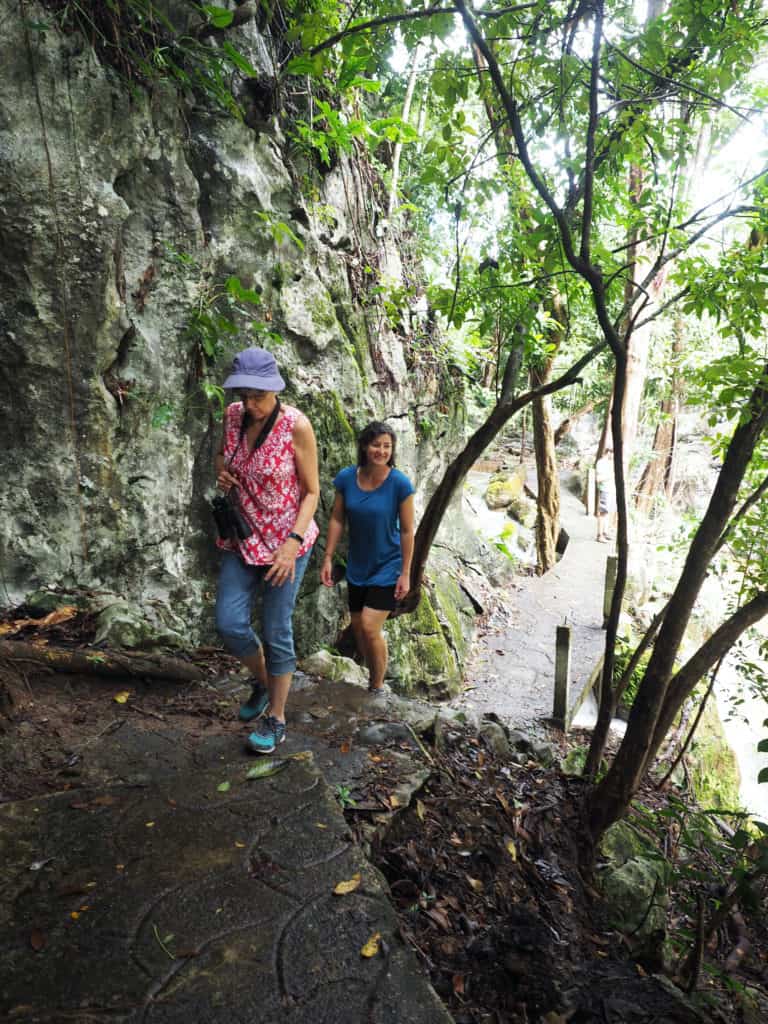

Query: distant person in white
[[595, 448, 616, 543]]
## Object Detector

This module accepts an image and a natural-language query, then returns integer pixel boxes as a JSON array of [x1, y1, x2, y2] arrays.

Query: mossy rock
[[386, 580, 472, 698], [598, 821, 669, 939], [484, 467, 526, 509], [506, 494, 537, 530]]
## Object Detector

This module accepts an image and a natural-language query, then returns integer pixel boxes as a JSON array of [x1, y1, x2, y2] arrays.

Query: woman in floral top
[[214, 347, 319, 754]]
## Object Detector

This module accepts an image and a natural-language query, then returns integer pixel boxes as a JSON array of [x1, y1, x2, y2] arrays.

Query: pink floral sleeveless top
[[216, 402, 318, 566]]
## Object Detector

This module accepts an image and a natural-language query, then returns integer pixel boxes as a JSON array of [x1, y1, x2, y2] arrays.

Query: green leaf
[[225, 276, 261, 305], [285, 54, 325, 77], [217, 781, 231, 792], [222, 42, 258, 78], [758, 767, 768, 785], [757, 738, 768, 753], [202, 5, 234, 28]]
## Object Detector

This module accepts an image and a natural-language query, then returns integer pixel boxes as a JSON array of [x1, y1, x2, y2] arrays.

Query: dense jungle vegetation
[[10, 0, 768, 1013]]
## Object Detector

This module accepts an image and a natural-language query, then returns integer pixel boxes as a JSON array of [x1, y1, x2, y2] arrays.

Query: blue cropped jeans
[[215, 549, 311, 676]]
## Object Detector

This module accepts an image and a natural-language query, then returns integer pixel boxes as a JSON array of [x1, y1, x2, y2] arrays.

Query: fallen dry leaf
[[505, 838, 517, 860], [416, 799, 426, 821], [0, 606, 77, 635], [452, 974, 465, 996], [113, 691, 131, 704], [340, 740, 351, 754], [29, 930, 46, 952], [495, 789, 511, 815], [466, 875, 484, 893], [333, 873, 361, 896], [360, 932, 381, 957], [425, 907, 451, 931]]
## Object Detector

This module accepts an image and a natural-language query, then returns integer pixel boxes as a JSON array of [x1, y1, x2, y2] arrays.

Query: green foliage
[[335, 784, 356, 809], [291, 98, 417, 169], [255, 212, 306, 253], [43, 0, 259, 117], [613, 630, 653, 710], [159, 247, 284, 421]]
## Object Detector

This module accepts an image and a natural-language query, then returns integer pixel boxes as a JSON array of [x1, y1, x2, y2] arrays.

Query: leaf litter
[[360, 727, 768, 1024]]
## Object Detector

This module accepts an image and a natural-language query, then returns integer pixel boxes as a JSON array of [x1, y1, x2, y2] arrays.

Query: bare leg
[[350, 611, 365, 662], [268, 671, 292, 722], [240, 646, 268, 686], [359, 608, 391, 690], [596, 511, 606, 541]]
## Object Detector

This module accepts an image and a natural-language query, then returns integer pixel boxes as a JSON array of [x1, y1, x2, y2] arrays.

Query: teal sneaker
[[247, 715, 286, 755], [238, 681, 269, 722]]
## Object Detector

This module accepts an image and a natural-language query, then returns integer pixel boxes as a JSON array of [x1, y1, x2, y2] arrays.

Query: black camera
[[212, 488, 253, 542]]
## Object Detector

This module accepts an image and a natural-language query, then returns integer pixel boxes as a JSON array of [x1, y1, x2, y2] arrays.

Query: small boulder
[[484, 466, 526, 509], [479, 719, 510, 757], [299, 649, 368, 687], [530, 740, 555, 767], [506, 495, 537, 530], [508, 729, 534, 753]]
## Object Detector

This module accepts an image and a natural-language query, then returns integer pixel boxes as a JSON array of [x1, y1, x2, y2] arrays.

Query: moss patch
[[687, 701, 743, 813], [386, 587, 459, 697]]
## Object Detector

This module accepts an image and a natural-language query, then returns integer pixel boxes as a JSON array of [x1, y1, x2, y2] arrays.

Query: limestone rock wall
[[0, 0, 475, 692]]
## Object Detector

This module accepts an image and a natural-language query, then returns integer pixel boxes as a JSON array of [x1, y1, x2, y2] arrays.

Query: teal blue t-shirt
[[333, 466, 414, 586]]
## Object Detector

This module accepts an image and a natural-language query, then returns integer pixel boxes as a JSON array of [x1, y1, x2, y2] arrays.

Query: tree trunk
[[387, 29, 424, 218], [584, 354, 630, 778], [0, 639, 205, 683], [617, 0, 667, 472], [636, 329, 684, 512], [587, 365, 768, 838], [532, 383, 559, 573], [530, 297, 565, 574]]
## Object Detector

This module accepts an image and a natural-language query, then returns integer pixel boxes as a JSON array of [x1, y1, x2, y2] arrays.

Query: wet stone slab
[[0, 756, 451, 1024]]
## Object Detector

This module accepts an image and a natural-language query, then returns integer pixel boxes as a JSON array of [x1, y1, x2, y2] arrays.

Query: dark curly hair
[[357, 421, 397, 467]]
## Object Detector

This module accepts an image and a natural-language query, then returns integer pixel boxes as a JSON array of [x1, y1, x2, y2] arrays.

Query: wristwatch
[[288, 531, 304, 544]]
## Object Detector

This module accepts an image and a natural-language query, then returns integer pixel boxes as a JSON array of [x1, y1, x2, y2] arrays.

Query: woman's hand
[[265, 538, 301, 586], [320, 557, 335, 587], [217, 468, 239, 493], [394, 572, 410, 601]]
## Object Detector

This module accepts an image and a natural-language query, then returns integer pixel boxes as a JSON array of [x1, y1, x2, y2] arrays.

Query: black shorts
[[348, 583, 397, 614]]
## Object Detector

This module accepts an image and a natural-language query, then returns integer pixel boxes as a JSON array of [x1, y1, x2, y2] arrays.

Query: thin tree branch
[[605, 37, 757, 123], [307, 3, 539, 55], [633, 287, 691, 331], [580, 0, 603, 263], [453, 0, 583, 278]]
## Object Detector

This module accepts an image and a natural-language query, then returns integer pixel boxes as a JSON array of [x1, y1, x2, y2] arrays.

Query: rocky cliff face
[[0, 0, 478, 693]]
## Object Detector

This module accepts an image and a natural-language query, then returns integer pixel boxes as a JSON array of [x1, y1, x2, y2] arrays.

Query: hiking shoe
[[238, 681, 270, 722], [247, 715, 286, 754]]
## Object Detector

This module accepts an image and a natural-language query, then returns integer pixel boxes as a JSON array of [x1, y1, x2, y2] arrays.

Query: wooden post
[[585, 467, 596, 516], [553, 625, 571, 728], [603, 555, 618, 628]]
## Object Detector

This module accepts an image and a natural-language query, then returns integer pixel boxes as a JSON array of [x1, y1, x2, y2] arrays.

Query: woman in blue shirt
[[321, 421, 415, 692]]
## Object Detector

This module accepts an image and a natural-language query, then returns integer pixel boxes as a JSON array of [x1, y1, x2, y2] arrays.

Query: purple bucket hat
[[223, 347, 286, 392]]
